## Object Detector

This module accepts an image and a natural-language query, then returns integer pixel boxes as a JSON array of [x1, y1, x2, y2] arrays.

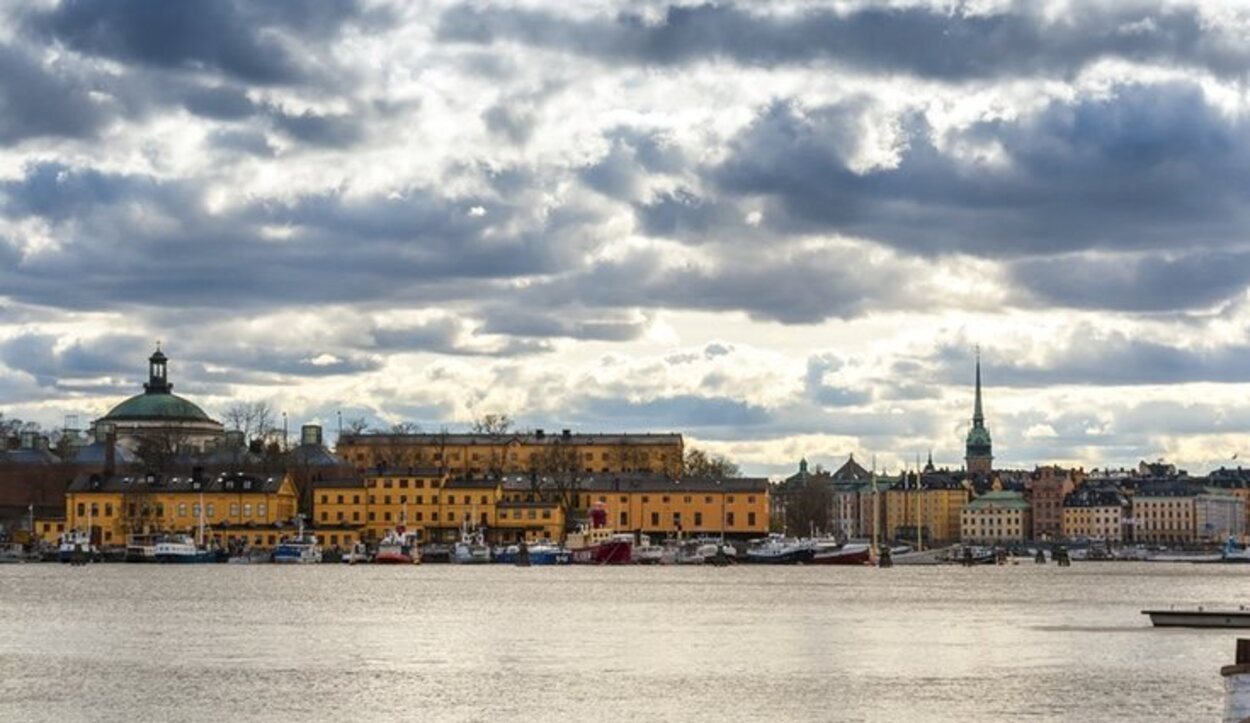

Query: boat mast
[[915, 453, 923, 552], [198, 490, 206, 548], [871, 455, 879, 555]]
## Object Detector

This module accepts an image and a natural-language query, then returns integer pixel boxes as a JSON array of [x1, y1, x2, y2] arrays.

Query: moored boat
[[57, 529, 97, 564], [743, 534, 814, 565], [374, 528, 420, 564], [450, 525, 491, 564], [340, 541, 370, 564], [810, 541, 872, 566], [496, 541, 571, 565], [154, 534, 219, 563], [1143, 607, 1250, 628], [124, 533, 160, 563], [567, 506, 632, 564], [632, 535, 666, 564], [273, 520, 322, 564]]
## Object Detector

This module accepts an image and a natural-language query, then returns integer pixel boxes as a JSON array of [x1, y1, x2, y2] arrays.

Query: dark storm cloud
[[0, 162, 584, 312], [705, 84, 1250, 260], [438, 2, 1248, 80], [1010, 250, 1250, 313], [914, 333, 1250, 388], [477, 307, 650, 342], [0, 332, 146, 386], [27, 0, 380, 85], [519, 245, 911, 324], [575, 394, 772, 430], [268, 107, 365, 148], [0, 43, 108, 142]]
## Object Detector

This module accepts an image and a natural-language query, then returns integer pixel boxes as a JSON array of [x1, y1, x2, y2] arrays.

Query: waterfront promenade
[[0, 563, 1238, 722]]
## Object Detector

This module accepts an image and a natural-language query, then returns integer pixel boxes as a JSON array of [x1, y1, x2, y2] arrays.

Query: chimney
[[301, 424, 322, 447], [19, 430, 35, 449], [104, 430, 117, 476], [561, 429, 571, 440]]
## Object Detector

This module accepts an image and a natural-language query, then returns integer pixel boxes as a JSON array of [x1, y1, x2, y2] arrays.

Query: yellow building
[[1061, 487, 1128, 542], [885, 475, 970, 545], [62, 470, 298, 548], [311, 471, 769, 544], [336, 430, 684, 478], [960, 490, 1031, 544], [1131, 484, 1196, 544], [502, 472, 770, 539]]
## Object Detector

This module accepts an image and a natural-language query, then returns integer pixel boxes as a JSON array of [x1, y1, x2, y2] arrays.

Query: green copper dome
[[966, 425, 992, 450], [100, 346, 214, 422], [103, 392, 212, 422]]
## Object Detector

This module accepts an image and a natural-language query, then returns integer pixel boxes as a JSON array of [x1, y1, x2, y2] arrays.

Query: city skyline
[[3, 1, 1250, 476]]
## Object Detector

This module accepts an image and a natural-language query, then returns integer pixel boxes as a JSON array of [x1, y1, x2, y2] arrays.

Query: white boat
[[154, 534, 218, 563], [57, 529, 97, 564], [743, 534, 814, 564], [273, 519, 322, 564], [632, 535, 666, 564], [341, 541, 371, 564], [451, 525, 491, 564], [1222, 538, 1250, 563], [374, 529, 419, 564]]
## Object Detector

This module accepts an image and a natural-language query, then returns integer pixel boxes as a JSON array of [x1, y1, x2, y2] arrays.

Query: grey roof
[[1064, 487, 1129, 508], [311, 477, 368, 490], [362, 467, 446, 478], [5, 447, 61, 465], [339, 431, 683, 446], [444, 478, 503, 490], [498, 471, 767, 494], [287, 443, 349, 468], [67, 441, 140, 467], [68, 471, 286, 494]]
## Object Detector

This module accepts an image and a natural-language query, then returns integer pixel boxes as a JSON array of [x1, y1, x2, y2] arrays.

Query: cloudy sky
[[3, 0, 1250, 477]]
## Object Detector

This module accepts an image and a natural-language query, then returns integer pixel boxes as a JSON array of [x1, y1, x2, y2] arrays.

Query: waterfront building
[[314, 468, 447, 541], [92, 346, 225, 456], [1061, 487, 1129, 542], [1131, 482, 1197, 544], [1195, 488, 1245, 543], [960, 490, 1031, 544], [55, 469, 297, 548], [1030, 466, 1080, 541], [885, 472, 970, 546], [336, 429, 684, 478], [568, 473, 769, 540], [964, 354, 993, 476]]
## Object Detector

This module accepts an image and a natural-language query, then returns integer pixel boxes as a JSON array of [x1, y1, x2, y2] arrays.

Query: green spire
[[973, 347, 984, 428]]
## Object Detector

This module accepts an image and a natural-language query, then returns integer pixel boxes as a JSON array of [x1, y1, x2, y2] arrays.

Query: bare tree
[[223, 401, 275, 447], [682, 447, 741, 478], [535, 439, 587, 521], [472, 414, 514, 480], [783, 474, 832, 537], [135, 426, 193, 475], [390, 421, 422, 434], [343, 417, 371, 435]]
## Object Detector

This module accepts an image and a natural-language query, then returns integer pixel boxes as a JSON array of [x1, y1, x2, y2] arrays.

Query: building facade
[[960, 490, 1031, 544], [1031, 466, 1079, 541], [1195, 489, 1245, 543], [336, 430, 684, 478], [885, 474, 970, 546], [52, 470, 298, 548], [1131, 484, 1197, 544], [1062, 487, 1128, 542]]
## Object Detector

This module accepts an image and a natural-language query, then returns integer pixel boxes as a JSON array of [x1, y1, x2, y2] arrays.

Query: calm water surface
[[0, 563, 1243, 722]]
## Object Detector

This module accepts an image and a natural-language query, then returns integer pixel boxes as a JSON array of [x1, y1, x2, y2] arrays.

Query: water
[[0, 562, 1242, 722]]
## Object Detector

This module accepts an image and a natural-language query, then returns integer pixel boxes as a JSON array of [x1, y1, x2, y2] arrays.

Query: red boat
[[374, 527, 420, 565], [567, 506, 633, 564], [810, 542, 872, 565]]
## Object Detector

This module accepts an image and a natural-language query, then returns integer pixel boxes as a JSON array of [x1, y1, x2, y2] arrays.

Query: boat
[[420, 543, 451, 563], [1143, 607, 1250, 628], [273, 520, 323, 564], [374, 528, 420, 564], [496, 541, 571, 565], [810, 541, 872, 565], [227, 549, 271, 564], [124, 533, 160, 563], [154, 534, 219, 563], [451, 524, 491, 564], [743, 534, 814, 565], [57, 529, 97, 564], [0, 542, 36, 563], [567, 505, 633, 565], [1146, 550, 1224, 563], [1221, 538, 1250, 563], [340, 541, 370, 564], [632, 535, 666, 564]]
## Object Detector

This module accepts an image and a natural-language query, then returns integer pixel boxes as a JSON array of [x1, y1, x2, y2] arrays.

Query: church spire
[[973, 346, 984, 427]]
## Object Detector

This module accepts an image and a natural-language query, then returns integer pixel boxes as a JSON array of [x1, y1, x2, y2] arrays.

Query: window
[[368, 512, 376, 521], [243, 503, 252, 517], [416, 495, 424, 505], [432, 512, 439, 522], [384, 480, 393, 489], [321, 512, 328, 522], [415, 511, 423, 522], [384, 512, 392, 522], [384, 496, 391, 505], [337, 511, 344, 521], [651, 512, 659, 526], [105, 503, 113, 517], [336, 495, 344, 504], [331, 535, 339, 545], [642, 496, 649, 503], [416, 480, 425, 489], [727, 496, 735, 503], [662, 496, 670, 503], [352, 511, 360, 522], [432, 496, 439, 504], [620, 512, 628, 527], [399, 495, 407, 504], [178, 503, 187, 517], [400, 479, 409, 489], [90, 503, 99, 516], [684, 496, 692, 504], [320, 495, 328, 504], [353, 495, 361, 505], [230, 504, 240, 517], [369, 496, 377, 504], [673, 512, 682, 528], [258, 504, 266, 518], [748, 512, 757, 527], [527, 509, 536, 520], [727, 512, 735, 526], [542, 509, 551, 519], [481, 495, 488, 505], [206, 504, 214, 517], [598, 496, 607, 503], [694, 512, 703, 527], [748, 496, 756, 503], [704, 496, 712, 504]]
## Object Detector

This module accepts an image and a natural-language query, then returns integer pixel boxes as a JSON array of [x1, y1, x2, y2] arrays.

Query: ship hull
[[570, 540, 633, 565], [810, 545, 872, 565]]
